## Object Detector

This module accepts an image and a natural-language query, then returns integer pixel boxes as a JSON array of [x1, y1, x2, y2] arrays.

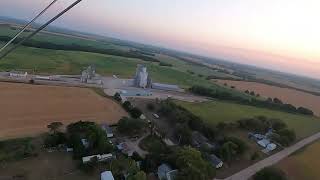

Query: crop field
[[175, 100, 320, 139], [276, 140, 320, 180], [215, 80, 320, 116], [0, 82, 127, 139]]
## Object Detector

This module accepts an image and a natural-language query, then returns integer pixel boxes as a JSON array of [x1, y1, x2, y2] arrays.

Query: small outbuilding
[[158, 164, 177, 180], [208, 154, 223, 169], [101, 124, 114, 138], [101, 171, 115, 180], [257, 139, 271, 148]]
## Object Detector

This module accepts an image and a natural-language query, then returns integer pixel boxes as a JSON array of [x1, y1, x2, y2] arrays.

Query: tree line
[[0, 36, 160, 63], [190, 85, 314, 116]]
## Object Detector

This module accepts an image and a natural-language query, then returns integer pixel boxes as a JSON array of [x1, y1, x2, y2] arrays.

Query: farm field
[[0, 82, 127, 139], [276, 140, 320, 180], [175, 100, 320, 139], [0, 44, 243, 94], [214, 80, 320, 116]]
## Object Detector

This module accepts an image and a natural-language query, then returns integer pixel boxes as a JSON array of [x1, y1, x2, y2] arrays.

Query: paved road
[[218, 132, 320, 180]]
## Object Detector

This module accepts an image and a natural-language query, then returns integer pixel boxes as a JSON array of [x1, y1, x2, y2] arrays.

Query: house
[[101, 171, 115, 180], [157, 164, 177, 180], [101, 124, 114, 138], [208, 154, 223, 169], [153, 114, 160, 119], [191, 132, 217, 150], [116, 142, 134, 157]]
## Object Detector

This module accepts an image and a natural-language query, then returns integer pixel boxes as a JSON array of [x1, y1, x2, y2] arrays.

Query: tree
[[123, 101, 133, 111], [175, 123, 192, 145], [250, 91, 255, 96], [253, 167, 287, 180], [220, 141, 238, 162], [47, 122, 63, 134], [114, 92, 122, 102], [245, 90, 250, 94], [127, 171, 147, 180], [111, 156, 139, 179], [273, 98, 283, 104], [117, 117, 146, 135], [175, 147, 215, 180], [130, 107, 143, 119]]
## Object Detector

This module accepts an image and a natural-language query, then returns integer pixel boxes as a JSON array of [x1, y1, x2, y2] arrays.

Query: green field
[[175, 100, 320, 139], [0, 25, 130, 51]]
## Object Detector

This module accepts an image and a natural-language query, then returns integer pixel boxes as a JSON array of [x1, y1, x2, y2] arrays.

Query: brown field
[[215, 80, 320, 116], [0, 82, 127, 139], [276, 140, 320, 180]]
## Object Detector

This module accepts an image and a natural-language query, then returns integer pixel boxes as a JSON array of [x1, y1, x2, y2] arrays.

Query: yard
[[175, 100, 320, 140], [276, 140, 320, 180]]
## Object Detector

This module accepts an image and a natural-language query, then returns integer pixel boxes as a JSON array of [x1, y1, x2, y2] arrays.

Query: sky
[[1, 0, 320, 78]]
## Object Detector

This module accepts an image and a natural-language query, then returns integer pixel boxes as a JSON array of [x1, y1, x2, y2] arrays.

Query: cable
[[0, 0, 83, 60], [0, 0, 59, 53]]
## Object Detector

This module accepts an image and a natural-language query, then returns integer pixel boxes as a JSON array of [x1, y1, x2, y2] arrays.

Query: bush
[[159, 62, 172, 67], [146, 103, 155, 111], [253, 167, 287, 180]]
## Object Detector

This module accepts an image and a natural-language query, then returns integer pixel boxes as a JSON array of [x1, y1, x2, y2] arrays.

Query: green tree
[[220, 141, 238, 162], [47, 122, 63, 134], [130, 107, 143, 119], [127, 171, 147, 180], [114, 92, 122, 102], [175, 147, 215, 180], [111, 156, 139, 179]]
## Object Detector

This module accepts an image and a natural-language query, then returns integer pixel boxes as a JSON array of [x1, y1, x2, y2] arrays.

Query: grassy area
[[276, 140, 320, 180], [175, 100, 320, 139], [139, 135, 167, 152], [0, 137, 35, 162]]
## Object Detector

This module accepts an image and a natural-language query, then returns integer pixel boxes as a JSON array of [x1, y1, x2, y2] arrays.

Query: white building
[[9, 71, 28, 78], [82, 153, 113, 164], [101, 124, 114, 138]]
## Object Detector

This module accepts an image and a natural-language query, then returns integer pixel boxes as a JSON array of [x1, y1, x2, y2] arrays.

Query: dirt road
[[218, 132, 320, 180]]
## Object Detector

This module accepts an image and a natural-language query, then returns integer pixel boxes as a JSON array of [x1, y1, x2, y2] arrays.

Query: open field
[[276, 140, 320, 180], [175, 100, 320, 139], [214, 80, 320, 116], [0, 82, 127, 139]]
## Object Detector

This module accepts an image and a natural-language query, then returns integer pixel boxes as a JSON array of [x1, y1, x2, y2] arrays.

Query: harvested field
[[276, 140, 320, 180], [0, 82, 127, 139], [215, 80, 320, 116]]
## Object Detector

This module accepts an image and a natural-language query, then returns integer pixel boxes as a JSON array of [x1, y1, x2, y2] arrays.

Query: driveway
[[217, 132, 320, 180]]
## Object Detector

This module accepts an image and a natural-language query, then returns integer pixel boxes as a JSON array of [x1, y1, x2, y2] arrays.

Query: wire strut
[[0, 0, 83, 60]]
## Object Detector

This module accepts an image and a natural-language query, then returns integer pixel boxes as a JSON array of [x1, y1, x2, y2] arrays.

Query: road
[[217, 132, 320, 180]]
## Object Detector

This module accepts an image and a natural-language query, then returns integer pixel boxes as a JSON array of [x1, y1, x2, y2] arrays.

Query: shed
[[208, 154, 223, 169], [101, 171, 115, 180], [257, 139, 271, 148], [101, 124, 114, 138]]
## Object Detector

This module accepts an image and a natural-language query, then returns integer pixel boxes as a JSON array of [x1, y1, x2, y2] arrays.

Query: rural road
[[216, 132, 320, 180]]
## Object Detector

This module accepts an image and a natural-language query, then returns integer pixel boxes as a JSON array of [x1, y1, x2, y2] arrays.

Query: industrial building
[[133, 64, 152, 88], [81, 65, 96, 83]]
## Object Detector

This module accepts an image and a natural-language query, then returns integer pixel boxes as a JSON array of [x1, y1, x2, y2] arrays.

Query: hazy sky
[[1, 0, 319, 78]]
